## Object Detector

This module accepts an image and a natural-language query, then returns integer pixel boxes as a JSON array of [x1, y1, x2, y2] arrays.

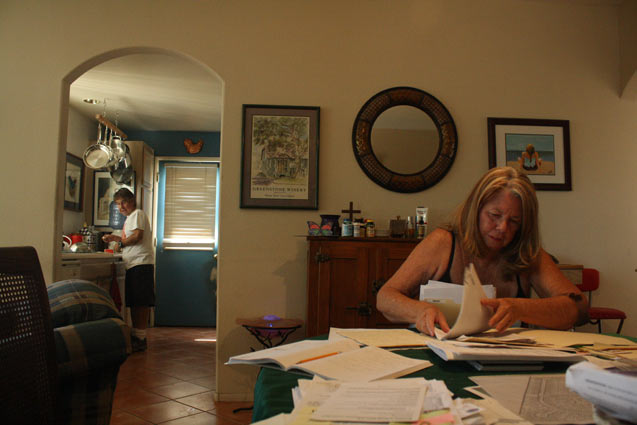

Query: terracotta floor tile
[[127, 400, 202, 424], [176, 391, 216, 411], [158, 412, 219, 425], [113, 388, 170, 411], [109, 409, 153, 425], [148, 381, 210, 399], [187, 375, 216, 390], [160, 365, 215, 380]]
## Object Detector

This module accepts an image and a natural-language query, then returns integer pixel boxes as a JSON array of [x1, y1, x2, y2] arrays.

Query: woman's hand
[[480, 298, 521, 332], [415, 305, 450, 337]]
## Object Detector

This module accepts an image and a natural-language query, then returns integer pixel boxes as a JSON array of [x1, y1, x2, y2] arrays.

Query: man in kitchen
[[103, 188, 154, 352]]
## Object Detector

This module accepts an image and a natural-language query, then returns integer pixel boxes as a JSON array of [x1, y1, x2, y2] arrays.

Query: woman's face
[[115, 199, 135, 216], [478, 189, 522, 254]]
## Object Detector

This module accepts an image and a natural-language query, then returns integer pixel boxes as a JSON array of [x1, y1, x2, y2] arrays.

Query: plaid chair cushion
[[48, 279, 121, 328], [48, 279, 130, 425]]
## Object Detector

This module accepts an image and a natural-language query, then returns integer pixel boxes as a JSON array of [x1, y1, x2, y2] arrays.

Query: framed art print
[[64, 153, 84, 211], [488, 117, 571, 191], [93, 171, 135, 226], [240, 104, 320, 208]]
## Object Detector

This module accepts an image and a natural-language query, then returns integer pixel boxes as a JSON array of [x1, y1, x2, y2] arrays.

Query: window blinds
[[163, 163, 218, 250]]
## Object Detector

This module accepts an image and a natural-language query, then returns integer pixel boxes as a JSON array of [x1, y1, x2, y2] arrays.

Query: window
[[163, 163, 218, 250]]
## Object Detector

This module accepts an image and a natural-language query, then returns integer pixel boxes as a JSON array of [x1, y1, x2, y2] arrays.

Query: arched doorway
[[56, 47, 223, 326]]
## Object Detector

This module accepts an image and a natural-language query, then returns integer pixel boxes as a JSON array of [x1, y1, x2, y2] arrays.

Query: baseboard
[[213, 391, 254, 402]]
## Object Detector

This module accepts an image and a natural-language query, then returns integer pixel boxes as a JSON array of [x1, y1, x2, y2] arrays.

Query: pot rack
[[95, 113, 127, 140]]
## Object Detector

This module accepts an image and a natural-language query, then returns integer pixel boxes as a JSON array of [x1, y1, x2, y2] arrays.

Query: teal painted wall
[[126, 130, 220, 157]]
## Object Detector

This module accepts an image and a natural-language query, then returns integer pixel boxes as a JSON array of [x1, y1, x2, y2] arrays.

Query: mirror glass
[[371, 106, 439, 175]]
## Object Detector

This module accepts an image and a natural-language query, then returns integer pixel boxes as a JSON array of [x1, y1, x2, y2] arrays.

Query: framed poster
[[487, 117, 571, 191], [64, 153, 85, 211], [240, 105, 320, 209], [93, 171, 135, 227]]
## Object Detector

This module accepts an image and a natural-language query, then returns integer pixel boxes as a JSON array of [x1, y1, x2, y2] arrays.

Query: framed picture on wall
[[487, 117, 572, 191], [93, 171, 135, 227], [240, 104, 320, 209], [64, 153, 85, 211]]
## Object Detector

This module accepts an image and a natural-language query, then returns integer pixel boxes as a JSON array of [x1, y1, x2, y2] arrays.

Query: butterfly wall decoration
[[307, 221, 333, 236]]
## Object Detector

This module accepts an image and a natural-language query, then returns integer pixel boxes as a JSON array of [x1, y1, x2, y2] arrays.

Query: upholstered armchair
[[48, 278, 131, 424]]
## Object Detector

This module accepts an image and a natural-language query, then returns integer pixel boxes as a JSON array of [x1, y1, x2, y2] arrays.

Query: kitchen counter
[[61, 252, 123, 260]]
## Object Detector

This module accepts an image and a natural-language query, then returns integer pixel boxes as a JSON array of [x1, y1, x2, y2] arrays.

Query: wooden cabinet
[[306, 236, 419, 336]]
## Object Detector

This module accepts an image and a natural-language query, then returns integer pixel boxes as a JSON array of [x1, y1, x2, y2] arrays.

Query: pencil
[[296, 352, 340, 364]]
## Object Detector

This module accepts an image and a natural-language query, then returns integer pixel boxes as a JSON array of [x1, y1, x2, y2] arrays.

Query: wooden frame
[[488, 117, 572, 191], [241, 105, 320, 209], [64, 153, 84, 211], [352, 87, 458, 193], [93, 171, 135, 227]]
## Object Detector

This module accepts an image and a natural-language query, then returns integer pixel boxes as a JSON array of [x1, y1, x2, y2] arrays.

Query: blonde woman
[[519, 144, 542, 171], [377, 167, 587, 336]]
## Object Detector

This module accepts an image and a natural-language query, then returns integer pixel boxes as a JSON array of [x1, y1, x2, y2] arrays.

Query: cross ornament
[[341, 201, 361, 221]]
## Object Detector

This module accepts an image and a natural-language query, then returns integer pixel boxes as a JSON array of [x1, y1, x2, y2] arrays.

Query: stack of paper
[[566, 361, 637, 423]]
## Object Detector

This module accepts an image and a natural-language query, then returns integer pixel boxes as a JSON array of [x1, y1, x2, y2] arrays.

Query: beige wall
[[1, 0, 636, 400], [63, 107, 94, 235]]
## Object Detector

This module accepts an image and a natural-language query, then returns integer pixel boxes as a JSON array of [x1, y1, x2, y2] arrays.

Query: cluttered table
[[246, 329, 637, 424]]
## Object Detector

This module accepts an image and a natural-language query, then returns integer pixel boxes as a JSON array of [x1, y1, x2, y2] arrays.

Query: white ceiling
[[69, 53, 223, 133]]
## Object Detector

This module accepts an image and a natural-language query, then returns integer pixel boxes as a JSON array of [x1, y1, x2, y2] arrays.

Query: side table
[[236, 315, 303, 350]]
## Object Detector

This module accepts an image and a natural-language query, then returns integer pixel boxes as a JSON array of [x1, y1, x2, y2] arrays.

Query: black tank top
[[438, 231, 527, 298]]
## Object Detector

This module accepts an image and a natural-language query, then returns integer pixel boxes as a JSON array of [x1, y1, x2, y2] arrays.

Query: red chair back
[[577, 268, 599, 292]]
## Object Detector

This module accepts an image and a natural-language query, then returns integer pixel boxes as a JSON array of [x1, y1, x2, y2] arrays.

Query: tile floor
[[110, 327, 253, 425]]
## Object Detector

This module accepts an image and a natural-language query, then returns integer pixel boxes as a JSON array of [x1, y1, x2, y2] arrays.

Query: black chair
[[0, 246, 58, 424]]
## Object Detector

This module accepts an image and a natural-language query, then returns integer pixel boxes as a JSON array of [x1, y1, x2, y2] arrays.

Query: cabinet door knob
[[371, 279, 386, 294], [315, 252, 330, 263], [345, 302, 372, 317]]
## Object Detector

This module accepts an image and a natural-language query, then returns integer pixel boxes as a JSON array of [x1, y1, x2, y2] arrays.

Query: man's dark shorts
[[125, 264, 155, 307]]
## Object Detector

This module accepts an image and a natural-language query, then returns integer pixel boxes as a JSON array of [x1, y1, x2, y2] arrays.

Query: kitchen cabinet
[[125, 141, 155, 227], [58, 252, 131, 326], [306, 236, 419, 336]]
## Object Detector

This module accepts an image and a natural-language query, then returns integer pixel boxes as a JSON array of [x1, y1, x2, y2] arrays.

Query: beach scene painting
[[505, 133, 555, 176]]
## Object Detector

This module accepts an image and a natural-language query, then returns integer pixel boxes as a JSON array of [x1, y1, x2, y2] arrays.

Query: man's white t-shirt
[[122, 209, 154, 269]]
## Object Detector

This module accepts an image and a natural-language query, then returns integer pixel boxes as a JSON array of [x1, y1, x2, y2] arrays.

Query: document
[[470, 374, 594, 424], [311, 380, 427, 422], [334, 328, 432, 348], [419, 275, 495, 328], [228, 339, 432, 382]]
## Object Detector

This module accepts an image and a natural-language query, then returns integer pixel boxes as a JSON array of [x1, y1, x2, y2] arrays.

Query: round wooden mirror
[[352, 87, 458, 193]]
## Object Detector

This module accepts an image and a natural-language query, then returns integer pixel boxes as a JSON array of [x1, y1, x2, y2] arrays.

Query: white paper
[[311, 381, 427, 422], [293, 345, 432, 382], [441, 264, 493, 339], [420, 278, 495, 328], [335, 328, 432, 348], [470, 374, 594, 424]]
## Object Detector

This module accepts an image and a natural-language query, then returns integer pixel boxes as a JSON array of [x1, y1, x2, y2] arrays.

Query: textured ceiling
[[69, 53, 222, 133]]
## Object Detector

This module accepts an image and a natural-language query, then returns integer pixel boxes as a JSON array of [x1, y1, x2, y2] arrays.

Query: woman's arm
[[481, 249, 588, 331], [377, 229, 453, 336]]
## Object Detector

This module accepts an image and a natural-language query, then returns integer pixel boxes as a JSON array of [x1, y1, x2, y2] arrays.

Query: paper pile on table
[[565, 360, 637, 423]]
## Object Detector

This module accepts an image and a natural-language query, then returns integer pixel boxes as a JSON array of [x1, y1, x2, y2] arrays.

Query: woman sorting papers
[[377, 166, 588, 336]]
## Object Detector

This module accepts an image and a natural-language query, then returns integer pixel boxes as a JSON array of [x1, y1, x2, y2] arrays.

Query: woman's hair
[[449, 166, 540, 274], [113, 188, 136, 205], [526, 144, 536, 155]]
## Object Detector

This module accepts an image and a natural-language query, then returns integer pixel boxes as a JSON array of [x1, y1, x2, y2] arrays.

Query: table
[[250, 333, 636, 423], [236, 316, 303, 350]]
